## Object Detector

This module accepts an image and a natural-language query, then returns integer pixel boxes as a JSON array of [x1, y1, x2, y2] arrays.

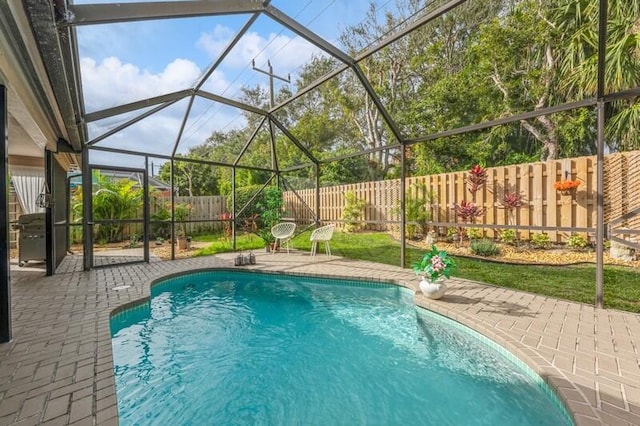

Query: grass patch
[[292, 231, 640, 312], [193, 233, 264, 256]]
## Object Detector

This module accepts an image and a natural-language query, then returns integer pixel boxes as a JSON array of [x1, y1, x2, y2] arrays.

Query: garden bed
[[407, 238, 640, 268]]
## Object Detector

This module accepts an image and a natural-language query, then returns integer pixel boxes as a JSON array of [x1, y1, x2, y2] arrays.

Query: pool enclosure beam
[[89, 145, 276, 174], [86, 99, 182, 146], [84, 90, 191, 123], [406, 98, 597, 145], [81, 145, 91, 271], [45, 149, 54, 276], [595, 0, 608, 309], [194, 10, 264, 92], [171, 95, 196, 157], [234, 117, 268, 167], [65, 1, 263, 26], [0, 85, 11, 343]]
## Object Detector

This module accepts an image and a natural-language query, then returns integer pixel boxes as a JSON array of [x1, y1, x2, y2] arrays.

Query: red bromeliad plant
[[501, 192, 524, 225], [219, 212, 233, 238], [466, 164, 487, 200], [502, 192, 524, 210], [452, 165, 488, 245], [455, 200, 485, 223], [454, 200, 485, 245]]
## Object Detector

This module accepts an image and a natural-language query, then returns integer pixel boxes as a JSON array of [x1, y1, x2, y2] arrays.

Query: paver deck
[[1, 252, 639, 425]]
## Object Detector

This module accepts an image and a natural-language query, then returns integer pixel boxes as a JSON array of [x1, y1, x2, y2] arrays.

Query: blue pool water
[[111, 270, 573, 425]]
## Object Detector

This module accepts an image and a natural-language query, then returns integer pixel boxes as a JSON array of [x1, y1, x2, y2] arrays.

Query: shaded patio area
[[0, 253, 639, 425]]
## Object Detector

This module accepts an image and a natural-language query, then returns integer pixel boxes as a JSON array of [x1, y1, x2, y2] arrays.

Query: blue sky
[[74, 0, 395, 167]]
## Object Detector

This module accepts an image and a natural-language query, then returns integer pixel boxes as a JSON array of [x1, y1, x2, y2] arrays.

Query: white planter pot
[[419, 277, 447, 299]]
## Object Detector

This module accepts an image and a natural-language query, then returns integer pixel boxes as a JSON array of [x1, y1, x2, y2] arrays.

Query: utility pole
[[252, 59, 290, 109], [252, 60, 291, 182]]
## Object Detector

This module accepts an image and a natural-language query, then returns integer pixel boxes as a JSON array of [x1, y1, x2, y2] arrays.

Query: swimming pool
[[111, 270, 574, 425]]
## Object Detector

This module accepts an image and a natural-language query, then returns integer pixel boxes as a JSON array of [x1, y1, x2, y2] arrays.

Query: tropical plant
[[91, 172, 143, 243], [455, 200, 485, 224], [554, 0, 640, 151], [501, 192, 525, 225], [174, 202, 192, 237], [219, 212, 234, 239], [502, 192, 525, 211], [342, 191, 366, 232], [412, 245, 457, 282], [454, 200, 485, 245], [466, 164, 487, 200], [150, 205, 170, 239], [393, 184, 432, 239]]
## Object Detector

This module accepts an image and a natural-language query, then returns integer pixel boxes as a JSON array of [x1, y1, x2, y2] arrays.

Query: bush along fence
[[283, 150, 640, 244]]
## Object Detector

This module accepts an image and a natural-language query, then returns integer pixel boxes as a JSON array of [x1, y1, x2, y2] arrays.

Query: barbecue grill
[[13, 213, 46, 267]]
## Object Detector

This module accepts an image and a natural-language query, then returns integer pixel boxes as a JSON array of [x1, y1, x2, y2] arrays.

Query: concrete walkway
[[1, 252, 639, 425]]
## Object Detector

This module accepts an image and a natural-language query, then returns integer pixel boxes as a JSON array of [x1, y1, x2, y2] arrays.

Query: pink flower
[[431, 255, 445, 272]]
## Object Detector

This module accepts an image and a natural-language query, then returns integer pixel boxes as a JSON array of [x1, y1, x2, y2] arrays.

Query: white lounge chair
[[310, 224, 335, 256], [270, 222, 297, 254]]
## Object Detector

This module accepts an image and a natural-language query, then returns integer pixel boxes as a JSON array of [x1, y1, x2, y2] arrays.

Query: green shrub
[[231, 185, 283, 233], [256, 186, 283, 231], [531, 233, 551, 249], [342, 191, 366, 232], [470, 238, 500, 256], [446, 227, 458, 242], [468, 227, 483, 240], [393, 184, 432, 239], [567, 234, 588, 249], [500, 228, 518, 245], [151, 205, 171, 239]]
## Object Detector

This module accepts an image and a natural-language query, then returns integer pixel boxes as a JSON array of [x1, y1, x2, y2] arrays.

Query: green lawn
[[190, 230, 640, 312], [288, 231, 640, 313], [192, 233, 265, 256]]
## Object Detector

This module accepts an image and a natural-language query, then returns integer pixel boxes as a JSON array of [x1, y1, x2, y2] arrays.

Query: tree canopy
[[159, 0, 639, 194]]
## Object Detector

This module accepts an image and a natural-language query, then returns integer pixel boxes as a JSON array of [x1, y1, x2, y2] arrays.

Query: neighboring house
[[69, 170, 172, 196]]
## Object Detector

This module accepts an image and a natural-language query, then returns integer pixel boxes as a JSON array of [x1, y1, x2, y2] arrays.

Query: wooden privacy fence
[[283, 151, 640, 243], [152, 195, 227, 235]]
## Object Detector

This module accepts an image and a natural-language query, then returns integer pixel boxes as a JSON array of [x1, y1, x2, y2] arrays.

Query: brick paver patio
[[1, 252, 639, 425]]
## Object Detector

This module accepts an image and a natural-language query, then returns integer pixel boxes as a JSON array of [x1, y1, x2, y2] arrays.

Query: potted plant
[[174, 202, 192, 250], [553, 179, 580, 195], [259, 229, 276, 252], [412, 245, 457, 299]]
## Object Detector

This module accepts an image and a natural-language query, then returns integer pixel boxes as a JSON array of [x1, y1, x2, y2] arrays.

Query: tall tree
[[554, 0, 640, 151]]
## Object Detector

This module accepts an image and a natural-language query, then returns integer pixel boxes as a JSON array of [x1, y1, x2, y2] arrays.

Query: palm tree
[[554, 0, 640, 150]]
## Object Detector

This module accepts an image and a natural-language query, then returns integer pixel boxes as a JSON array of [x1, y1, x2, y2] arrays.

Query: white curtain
[[10, 166, 45, 214]]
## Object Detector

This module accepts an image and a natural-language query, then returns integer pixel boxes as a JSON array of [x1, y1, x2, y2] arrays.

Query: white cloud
[[197, 26, 324, 71], [84, 69, 248, 163], [81, 56, 202, 112]]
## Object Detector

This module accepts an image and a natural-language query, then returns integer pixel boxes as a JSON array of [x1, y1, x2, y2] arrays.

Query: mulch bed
[[407, 238, 640, 268]]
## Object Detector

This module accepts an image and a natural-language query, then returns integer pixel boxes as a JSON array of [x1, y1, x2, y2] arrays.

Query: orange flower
[[553, 180, 581, 191]]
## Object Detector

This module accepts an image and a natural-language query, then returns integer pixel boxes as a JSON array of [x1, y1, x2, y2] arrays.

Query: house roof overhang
[[0, 0, 80, 170]]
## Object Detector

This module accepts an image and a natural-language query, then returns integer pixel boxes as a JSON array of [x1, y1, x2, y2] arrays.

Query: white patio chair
[[310, 224, 335, 256], [270, 222, 297, 254]]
